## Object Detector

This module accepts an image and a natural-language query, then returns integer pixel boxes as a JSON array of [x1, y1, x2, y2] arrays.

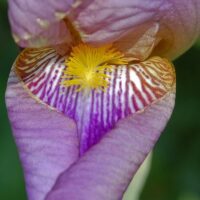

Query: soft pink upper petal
[[6, 70, 79, 200], [46, 91, 175, 200], [72, 0, 200, 59], [8, 0, 75, 47], [9, 0, 200, 59]]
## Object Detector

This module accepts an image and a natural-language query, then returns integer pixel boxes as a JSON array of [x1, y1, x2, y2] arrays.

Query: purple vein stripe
[[15, 48, 175, 154]]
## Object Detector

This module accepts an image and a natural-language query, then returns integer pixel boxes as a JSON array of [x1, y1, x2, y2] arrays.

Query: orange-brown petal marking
[[15, 47, 175, 154]]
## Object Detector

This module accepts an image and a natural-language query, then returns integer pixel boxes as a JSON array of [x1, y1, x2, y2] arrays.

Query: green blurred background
[[1, 1, 200, 200]]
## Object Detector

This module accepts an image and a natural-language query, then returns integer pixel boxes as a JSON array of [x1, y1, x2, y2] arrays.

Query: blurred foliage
[[0, 1, 26, 200], [141, 43, 200, 200], [0, 1, 200, 200]]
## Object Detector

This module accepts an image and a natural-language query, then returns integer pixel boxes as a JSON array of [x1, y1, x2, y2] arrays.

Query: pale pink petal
[[8, 0, 76, 47], [9, 0, 200, 59], [5, 70, 79, 200], [46, 90, 175, 200], [71, 0, 200, 59]]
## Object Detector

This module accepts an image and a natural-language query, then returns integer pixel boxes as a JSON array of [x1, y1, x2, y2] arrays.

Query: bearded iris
[[6, 0, 200, 200]]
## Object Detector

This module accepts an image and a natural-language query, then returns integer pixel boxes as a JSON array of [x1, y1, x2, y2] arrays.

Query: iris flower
[[6, 0, 200, 200]]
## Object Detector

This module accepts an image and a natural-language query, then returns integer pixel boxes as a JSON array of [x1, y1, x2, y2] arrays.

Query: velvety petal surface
[[46, 90, 175, 200], [9, 0, 200, 59], [14, 48, 175, 155], [7, 46, 176, 199], [6, 71, 79, 200]]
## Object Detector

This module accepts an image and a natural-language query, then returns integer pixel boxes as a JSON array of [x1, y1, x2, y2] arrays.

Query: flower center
[[61, 43, 128, 91]]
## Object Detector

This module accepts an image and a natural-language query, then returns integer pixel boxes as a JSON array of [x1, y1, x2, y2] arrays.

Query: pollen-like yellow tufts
[[61, 43, 128, 91]]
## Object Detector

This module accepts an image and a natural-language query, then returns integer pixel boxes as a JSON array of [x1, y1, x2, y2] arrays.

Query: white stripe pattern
[[15, 48, 175, 154]]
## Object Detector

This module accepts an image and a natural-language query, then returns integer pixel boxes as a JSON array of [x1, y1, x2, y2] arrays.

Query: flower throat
[[61, 43, 128, 91]]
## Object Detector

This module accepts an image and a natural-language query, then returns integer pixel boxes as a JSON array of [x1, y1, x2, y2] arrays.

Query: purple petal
[[9, 0, 200, 59], [7, 46, 175, 199], [72, 0, 200, 59], [14, 48, 175, 154], [8, 0, 75, 47], [46, 90, 175, 200], [6, 71, 79, 200]]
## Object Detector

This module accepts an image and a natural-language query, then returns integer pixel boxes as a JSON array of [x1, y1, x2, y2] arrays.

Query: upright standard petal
[[6, 71, 79, 200], [8, 0, 76, 47], [71, 0, 200, 59], [9, 0, 200, 59]]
